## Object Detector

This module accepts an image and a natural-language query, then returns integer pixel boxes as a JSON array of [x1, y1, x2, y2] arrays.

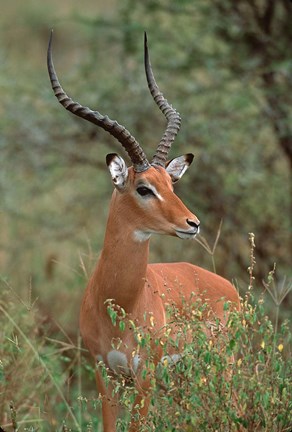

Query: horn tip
[[48, 29, 54, 53], [144, 31, 148, 49]]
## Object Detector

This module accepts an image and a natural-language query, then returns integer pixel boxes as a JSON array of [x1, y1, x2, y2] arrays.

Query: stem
[[273, 304, 279, 356], [211, 255, 217, 274], [77, 332, 82, 427], [248, 233, 256, 291]]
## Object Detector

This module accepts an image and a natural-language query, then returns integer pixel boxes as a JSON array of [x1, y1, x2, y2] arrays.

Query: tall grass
[[1, 237, 291, 431], [0, 285, 101, 431]]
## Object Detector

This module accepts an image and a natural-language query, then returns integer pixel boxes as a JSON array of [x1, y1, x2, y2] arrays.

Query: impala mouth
[[175, 227, 199, 239]]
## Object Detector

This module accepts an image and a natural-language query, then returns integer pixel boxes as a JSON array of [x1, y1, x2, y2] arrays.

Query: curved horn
[[144, 32, 181, 168], [47, 31, 150, 173]]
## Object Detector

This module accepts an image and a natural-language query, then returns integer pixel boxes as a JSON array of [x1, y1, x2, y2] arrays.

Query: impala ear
[[165, 153, 194, 183], [106, 153, 128, 191]]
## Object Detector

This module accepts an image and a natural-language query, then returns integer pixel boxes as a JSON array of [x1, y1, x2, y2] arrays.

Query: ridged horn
[[47, 30, 150, 173], [144, 32, 181, 168]]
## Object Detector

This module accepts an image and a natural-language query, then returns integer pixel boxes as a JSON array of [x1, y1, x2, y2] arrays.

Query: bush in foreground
[[103, 289, 291, 432], [0, 277, 291, 431]]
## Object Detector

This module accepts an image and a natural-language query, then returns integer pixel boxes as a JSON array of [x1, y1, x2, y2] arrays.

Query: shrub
[[103, 292, 291, 431]]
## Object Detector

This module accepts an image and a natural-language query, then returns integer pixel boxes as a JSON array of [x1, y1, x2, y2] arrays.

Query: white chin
[[175, 231, 196, 240]]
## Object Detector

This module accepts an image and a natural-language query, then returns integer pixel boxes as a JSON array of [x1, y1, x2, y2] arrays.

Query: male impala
[[47, 32, 240, 431]]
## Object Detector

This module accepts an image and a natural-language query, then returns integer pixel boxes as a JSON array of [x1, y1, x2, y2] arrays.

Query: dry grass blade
[[263, 275, 292, 307], [9, 402, 17, 432], [195, 220, 223, 273]]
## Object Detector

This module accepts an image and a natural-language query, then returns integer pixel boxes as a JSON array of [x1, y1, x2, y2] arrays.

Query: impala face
[[106, 153, 200, 241]]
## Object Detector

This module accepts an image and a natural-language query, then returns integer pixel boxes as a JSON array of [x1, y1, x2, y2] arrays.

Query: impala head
[[106, 154, 200, 240], [47, 31, 200, 240]]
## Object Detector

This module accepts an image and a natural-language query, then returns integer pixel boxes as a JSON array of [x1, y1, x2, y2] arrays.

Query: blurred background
[[1, 1, 291, 428], [1, 0, 291, 341]]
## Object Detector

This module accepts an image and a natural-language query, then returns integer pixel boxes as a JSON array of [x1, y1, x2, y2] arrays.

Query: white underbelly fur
[[97, 350, 181, 377]]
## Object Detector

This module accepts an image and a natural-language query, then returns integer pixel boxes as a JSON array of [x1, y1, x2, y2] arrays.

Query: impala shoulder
[[188, 264, 240, 307]]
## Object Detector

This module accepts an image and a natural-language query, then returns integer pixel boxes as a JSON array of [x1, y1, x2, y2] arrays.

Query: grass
[[1, 238, 291, 431], [0, 285, 101, 431], [0, 304, 81, 431]]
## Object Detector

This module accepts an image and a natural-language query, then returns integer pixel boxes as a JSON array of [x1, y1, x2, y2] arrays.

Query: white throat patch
[[133, 230, 152, 242]]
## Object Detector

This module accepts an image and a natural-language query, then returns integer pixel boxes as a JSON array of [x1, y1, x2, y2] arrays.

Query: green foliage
[[98, 291, 292, 431], [1, 0, 291, 301], [1, 250, 291, 430]]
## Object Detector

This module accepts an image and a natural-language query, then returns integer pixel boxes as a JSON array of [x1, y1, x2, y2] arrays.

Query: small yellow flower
[[197, 310, 203, 319], [165, 328, 171, 337], [278, 344, 284, 352], [261, 341, 265, 349], [163, 358, 168, 366], [200, 376, 207, 386], [237, 358, 242, 367]]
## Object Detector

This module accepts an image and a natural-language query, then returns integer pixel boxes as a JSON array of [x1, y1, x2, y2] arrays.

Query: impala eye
[[136, 186, 155, 197]]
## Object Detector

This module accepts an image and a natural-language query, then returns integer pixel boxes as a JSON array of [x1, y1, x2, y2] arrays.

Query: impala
[[47, 31, 240, 431]]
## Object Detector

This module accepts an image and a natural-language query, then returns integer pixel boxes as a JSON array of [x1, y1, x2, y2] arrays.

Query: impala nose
[[187, 218, 200, 233]]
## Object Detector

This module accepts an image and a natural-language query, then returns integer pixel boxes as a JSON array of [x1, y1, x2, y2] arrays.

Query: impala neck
[[93, 190, 150, 312]]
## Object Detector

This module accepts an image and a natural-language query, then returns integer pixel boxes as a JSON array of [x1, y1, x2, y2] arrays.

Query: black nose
[[187, 219, 200, 230]]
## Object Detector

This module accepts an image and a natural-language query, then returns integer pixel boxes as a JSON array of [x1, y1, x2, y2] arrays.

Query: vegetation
[[113, 297, 291, 431], [1, 259, 291, 430], [0, 0, 291, 430]]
